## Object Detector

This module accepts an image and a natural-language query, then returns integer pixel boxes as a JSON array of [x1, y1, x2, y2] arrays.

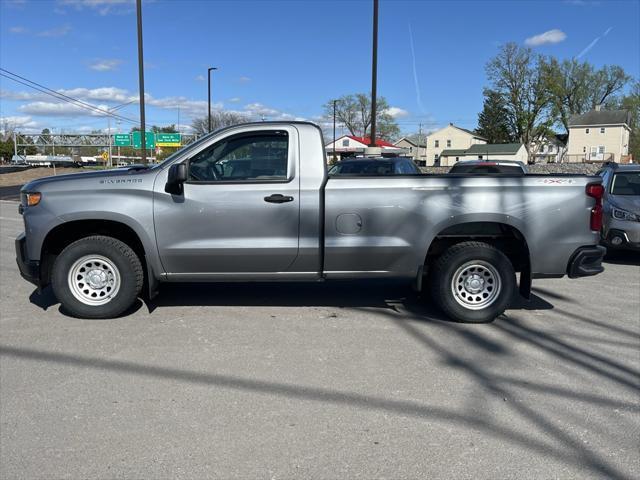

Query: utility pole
[[136, 0, 147, 164], [333, 99, 337, 161], [107, 116, 112, 167], [418, 122, 422, 162], [207, 67, 218, 133], [368, 0, 379, 148], [13, 131, 17, 159]]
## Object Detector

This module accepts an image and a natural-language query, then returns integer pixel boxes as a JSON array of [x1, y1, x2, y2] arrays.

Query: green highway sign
[[132, 131, 155, 149], [155, 133, 181, 147], [113, 134, 131, 147]]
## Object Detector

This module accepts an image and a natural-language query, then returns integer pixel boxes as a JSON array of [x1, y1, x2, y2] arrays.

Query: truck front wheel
[[429, 241, 515, 323], [51, 235, 143, 319]]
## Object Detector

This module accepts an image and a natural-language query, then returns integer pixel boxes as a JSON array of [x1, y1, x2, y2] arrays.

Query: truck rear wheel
[[51, 235, 143, 319], [429, 241, 515, 323]]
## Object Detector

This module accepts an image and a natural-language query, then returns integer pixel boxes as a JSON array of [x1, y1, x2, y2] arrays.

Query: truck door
[[153, 126, 300, 274]]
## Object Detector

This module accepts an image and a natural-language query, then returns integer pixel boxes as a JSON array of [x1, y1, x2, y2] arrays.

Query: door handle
[[264, 194, 294, 203]]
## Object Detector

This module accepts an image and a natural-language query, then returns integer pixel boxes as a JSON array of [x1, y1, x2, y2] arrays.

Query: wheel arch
[[39, 218, 154, 289], [422, 217, 531, 297]]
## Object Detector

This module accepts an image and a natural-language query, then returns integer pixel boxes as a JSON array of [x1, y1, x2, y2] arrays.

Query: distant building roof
[[394, 137, 426, 148], [348, 135, 396, 148], [453, 125, 487, 140], [466, 143, 523, 155], [439, 149, 468, 157], [569, 109, 631, 127]]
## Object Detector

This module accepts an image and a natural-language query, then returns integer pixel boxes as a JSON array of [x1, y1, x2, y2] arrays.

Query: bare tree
[[191, 111, 250, 136], [323, 93, 400, 141], [486, 43, 553, 160]]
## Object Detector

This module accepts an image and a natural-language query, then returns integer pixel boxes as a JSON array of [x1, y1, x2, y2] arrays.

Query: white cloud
[[239, 76, 251, 83], [89, 59, 122, 71], [9, 26, 28, 34], [0, 89, 41, 101], [385, 107, 409, 118], [38, 24, 72, 37], [58, 0, 134, 16], [146, 95, 217, 117], [59, 86, 134, 102], [194, 75, 205, 81], [18, 101, 111, 117], [243, 103, 280, 117], [524, 29, 567, 47], [2, 85, 306, 127], [0, 115, 39, 132]]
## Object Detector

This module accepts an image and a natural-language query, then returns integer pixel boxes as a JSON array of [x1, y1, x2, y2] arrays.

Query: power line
[[0, 68, 139, 125]]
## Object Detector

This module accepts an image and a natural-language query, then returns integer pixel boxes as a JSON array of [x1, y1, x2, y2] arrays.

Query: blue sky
[[1, 0, 639, 136]]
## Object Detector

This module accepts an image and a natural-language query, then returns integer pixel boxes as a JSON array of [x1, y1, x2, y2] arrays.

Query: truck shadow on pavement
[[603, 249, 640, 266], [9, 282, 639, 480], [30, 279, 554, 321], [144, 279, 553, 321]]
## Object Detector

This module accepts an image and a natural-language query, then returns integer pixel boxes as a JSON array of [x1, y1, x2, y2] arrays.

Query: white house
[[393, 137, 427, 165], [531, 134, 568, 164], [425, 124, 487, 166], [440, 143, 528, 166], [566, 107, 631, 162]]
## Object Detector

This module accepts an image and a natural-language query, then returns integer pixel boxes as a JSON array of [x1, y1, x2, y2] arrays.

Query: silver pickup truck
[[16, 121, 606, 322]]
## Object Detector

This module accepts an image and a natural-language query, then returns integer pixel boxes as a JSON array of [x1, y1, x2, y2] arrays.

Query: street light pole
[[207, 67, 218, 133], [106, 100, 135, 167], [332, 99, 337, 161], [136, 0, 147, 164], [369, 0, 379, 148]]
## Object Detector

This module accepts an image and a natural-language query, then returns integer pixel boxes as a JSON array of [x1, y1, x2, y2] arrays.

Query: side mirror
[[165, 163, 187, 195]]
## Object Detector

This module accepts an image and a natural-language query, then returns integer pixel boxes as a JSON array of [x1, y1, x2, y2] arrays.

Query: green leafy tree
[[0, 139, 13, 162], [607, 80, 640, 161], [476, 89, 516, 143], [151, 124, 178, 133], [485, 43, 553, 159], [544, 58, 630, 133], [323, 93, 400, 141]]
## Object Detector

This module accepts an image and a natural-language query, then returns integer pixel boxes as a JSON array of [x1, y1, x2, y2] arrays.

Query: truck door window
[[188, 131, 289, 182]]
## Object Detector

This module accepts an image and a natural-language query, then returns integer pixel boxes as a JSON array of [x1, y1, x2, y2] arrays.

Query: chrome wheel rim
[[68, 255, 120, 306], [451, 261, 501, 310]]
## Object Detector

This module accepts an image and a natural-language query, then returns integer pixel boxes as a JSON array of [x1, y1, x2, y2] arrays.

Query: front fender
[[53, 209, 163, 276]]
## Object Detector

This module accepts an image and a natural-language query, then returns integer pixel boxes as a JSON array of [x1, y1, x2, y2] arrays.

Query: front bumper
[[603, 228, 640, 251], [15, 232, 40, 287], [567, 245, 606, 278]]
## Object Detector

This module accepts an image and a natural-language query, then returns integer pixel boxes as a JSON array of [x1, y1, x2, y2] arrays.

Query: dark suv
[[597, 162, 640, 251]]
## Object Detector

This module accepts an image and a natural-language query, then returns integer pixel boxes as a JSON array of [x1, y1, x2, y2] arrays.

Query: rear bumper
[[567, 245, 606, 278], [15, 233, 40, 287]]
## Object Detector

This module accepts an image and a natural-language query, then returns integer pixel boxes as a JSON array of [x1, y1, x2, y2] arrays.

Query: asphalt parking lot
[[1, 199, 639, 479]]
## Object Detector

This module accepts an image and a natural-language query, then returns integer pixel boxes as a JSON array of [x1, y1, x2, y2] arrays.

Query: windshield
[[611, 172, 640, 196]]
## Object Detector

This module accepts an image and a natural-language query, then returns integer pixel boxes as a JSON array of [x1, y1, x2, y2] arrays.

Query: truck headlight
[[612, 206, 640, 222], [23, 192, 42, 207]]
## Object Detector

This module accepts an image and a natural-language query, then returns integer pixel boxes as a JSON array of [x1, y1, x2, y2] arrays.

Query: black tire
[[51, 235, 143, 319], [429, 241, 515, 323]]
